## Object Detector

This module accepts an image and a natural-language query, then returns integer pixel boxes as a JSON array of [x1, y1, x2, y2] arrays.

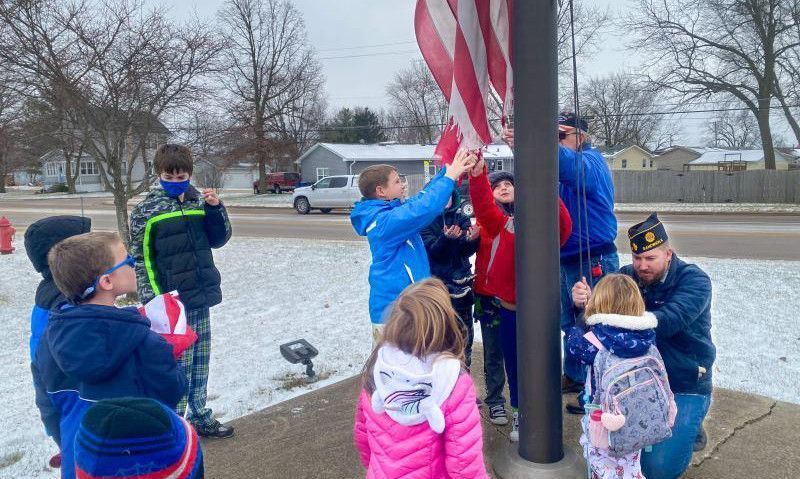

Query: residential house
[[603, 145, 656, 171], [653, 146, 703, 171], [686, 148, 795, 171], [295, 142, 514, 184]]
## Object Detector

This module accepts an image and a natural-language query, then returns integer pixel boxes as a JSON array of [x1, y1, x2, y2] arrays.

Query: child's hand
[[501, 127, 514, 148], [469, 157, 486, 177], [443, 224, 463, 239], [445, 149, 478, 180], [572, 277, 592, 309], [203, 188, 220, 206], [466, 225, 480, 241]]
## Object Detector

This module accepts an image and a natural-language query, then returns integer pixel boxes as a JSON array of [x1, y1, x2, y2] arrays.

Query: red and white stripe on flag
[[138, 291, 197, 359], [415, 0, 513, 164]]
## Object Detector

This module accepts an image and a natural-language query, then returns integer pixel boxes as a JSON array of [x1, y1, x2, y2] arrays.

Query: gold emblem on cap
[[645, 232, 656, 243], [631, 242, 638, 252]]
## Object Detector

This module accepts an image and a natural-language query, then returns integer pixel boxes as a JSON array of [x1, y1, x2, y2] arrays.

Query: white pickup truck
[[292, 175, 362, 214]]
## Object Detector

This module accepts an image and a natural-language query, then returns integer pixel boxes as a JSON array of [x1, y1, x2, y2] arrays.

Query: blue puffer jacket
[[32, 304, 186, 479], [421, 189, 479, 302], [351, 168, 455, 323], [23, 216, 92, 361], [558, 144, 617, 261], [620, 256, 715, 395]]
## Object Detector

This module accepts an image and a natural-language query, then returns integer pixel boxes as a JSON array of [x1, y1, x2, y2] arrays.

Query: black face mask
[[499, 201, 514, 216]]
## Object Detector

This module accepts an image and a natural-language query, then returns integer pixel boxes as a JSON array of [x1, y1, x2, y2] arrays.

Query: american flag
[[415, 0, 513, 164]]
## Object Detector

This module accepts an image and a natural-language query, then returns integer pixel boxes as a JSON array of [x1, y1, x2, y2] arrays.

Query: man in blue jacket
[[32, 231, 185, 479], [350, 149, 476, 339], [573, 213, 715, 479], [502, 114, 618, 391]]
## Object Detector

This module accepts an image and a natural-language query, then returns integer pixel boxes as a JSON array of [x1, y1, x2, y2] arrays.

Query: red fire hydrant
[[0, 217, 16, 254]]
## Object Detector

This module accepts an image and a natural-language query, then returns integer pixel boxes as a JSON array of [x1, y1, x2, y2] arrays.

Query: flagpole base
[[492, 442, 585, 479]]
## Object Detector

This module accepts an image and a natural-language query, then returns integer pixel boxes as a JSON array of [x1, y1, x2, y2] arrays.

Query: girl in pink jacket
[[354, 278, 489, 479]]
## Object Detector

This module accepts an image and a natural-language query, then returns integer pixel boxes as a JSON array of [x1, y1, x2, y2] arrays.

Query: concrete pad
[[202, 344, 800, 478]]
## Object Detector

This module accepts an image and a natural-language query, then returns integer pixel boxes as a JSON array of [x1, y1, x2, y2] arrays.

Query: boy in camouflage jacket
[[129, 144, 234, 438]]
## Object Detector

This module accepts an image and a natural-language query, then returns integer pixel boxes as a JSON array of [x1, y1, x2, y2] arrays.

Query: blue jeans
[[641, 393, 712, 479], [499, 307, 518, 409], [560, 251, 619, 382]]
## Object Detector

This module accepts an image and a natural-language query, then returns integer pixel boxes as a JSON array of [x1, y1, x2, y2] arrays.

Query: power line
[[316, 40, 417, 53], [318, 50, 420, 61]]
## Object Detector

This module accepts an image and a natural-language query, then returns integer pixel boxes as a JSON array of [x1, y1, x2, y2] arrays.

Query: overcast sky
[[158, 0, 791, 147]]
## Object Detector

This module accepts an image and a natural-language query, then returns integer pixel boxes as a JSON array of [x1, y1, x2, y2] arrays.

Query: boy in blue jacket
[[24, 215, 92, 362], [350, 149, 476, 339], [32, 231, 186, 479]]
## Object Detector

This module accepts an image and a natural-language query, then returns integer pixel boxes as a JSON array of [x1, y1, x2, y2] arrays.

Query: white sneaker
[[509, 410, 519, 442]]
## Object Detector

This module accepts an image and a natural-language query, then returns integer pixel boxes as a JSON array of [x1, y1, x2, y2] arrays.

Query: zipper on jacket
[[178, 197, 205, 301]]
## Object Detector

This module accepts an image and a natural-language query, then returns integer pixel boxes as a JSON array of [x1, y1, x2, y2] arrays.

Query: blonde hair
[[48, 232, 122, 303], [361, 278, 465, 393], [585, 274, 645, 317]]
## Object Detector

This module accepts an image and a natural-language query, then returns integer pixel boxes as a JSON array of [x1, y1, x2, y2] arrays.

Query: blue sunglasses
[[78, 254, 136, 301]]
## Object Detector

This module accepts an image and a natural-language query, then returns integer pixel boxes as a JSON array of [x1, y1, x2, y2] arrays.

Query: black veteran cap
[[628, 213, 668, 253]]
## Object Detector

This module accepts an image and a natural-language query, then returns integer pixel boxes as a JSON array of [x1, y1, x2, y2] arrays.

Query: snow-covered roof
[[688, 148, 791, 165], [296, 142, 514, 164]]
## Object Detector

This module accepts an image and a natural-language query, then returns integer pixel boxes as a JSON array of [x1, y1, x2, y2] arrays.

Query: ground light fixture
[[279, 339, 319, 382]]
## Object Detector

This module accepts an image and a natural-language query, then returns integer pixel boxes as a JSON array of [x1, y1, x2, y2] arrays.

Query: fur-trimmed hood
[[585, 312, 657, 358], [370, 345, 461, 433]]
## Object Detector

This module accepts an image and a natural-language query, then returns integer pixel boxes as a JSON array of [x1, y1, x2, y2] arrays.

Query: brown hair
[[358, 164, 396, 199], [48, 232, 121, 302], [154, 144, 193, 175], [585, 273, 646, 317], [361, 278, 465, 393]]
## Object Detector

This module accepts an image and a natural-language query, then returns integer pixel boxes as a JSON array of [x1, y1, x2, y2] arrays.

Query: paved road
[[2, 196, 799, 260]]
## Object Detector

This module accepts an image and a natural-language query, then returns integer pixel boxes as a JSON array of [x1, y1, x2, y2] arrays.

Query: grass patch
[[275, 369, 336, 391], [0, 451, 23, 469]]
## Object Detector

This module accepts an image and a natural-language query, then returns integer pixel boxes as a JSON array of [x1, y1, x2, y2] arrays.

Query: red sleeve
[[469, 169, 507, 238], [353, 391, 371, 468], [558, 198, 572, 247]]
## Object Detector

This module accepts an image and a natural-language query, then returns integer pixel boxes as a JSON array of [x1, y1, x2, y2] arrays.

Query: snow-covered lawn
[[1, 239, 799, 478], [218, 192, 294, 208]]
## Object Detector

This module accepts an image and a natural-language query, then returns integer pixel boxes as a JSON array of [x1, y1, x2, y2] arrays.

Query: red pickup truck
[[253, 172, 301, 194]]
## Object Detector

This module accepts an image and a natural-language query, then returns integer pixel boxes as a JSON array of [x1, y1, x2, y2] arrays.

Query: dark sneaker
[[561, 375, 584, 394], [197, 422, 235, 439], [693, 426, 707, 452], [565, 397, 584, 415], [488, 404, 509, 425]]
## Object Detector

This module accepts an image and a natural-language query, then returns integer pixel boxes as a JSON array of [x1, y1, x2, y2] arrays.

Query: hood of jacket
[[586, 312, 657, 358], [370, 345, 461, 433], [350, 198, 401, 236], [47, 304, 152, 383], [24, 215, 91, 275]]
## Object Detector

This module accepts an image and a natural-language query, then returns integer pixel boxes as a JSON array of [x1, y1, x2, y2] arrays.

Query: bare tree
[[582, 72, 677, 149], [386, 60, 449, 145], [0, 64, 26, 192], [705, 107, 762, 149], [219, 0, 324, 192], [626, 0, 800, 169]]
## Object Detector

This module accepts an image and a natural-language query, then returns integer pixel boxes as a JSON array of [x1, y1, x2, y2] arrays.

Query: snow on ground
[[218, 192, 294, 208], [1, 239, 799, 477], [615, 203, 800, 214]]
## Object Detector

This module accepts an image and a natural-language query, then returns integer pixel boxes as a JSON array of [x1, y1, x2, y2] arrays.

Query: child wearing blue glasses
[[31, 231, 186, 479]]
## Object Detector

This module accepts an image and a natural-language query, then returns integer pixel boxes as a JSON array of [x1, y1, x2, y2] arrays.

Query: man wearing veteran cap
[[572, 213, 716, 479]]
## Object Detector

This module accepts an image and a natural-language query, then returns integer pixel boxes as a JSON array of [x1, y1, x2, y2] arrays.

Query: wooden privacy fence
[[405, 170, 800, 203], [613, 170, 800, 204]]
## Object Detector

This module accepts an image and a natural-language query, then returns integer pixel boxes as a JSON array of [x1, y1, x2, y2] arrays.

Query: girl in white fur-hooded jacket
[[566, 274, 677, 479]]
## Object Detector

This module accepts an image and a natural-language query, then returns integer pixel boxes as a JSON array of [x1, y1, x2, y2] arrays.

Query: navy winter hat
[[488, 171, 514, 190], [558, 112, 589, 133], [628, 213, 669, 253], [24, 215, 91, 273], [74, 398, 203, 479]]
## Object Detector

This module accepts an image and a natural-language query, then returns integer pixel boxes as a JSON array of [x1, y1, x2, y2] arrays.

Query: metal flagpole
[[493, 0, 584, 476]]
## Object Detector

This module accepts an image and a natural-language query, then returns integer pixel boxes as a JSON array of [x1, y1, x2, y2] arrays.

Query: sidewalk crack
[[693, 401, 777, 469]]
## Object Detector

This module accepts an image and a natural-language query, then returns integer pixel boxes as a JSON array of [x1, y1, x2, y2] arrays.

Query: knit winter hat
[[74, 398, 203, 479], [24, 215, 91, 274], [488, 171, 514, 190]]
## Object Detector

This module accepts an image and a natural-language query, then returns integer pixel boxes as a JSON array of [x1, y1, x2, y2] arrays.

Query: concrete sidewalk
[[202, 345, 799, 478]]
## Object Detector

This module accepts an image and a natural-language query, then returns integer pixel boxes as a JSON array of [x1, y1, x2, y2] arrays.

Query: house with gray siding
[[295, 142, 514, 184]]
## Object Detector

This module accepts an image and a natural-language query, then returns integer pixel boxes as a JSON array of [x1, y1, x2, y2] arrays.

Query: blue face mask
[[160, 179, 190, 198]]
